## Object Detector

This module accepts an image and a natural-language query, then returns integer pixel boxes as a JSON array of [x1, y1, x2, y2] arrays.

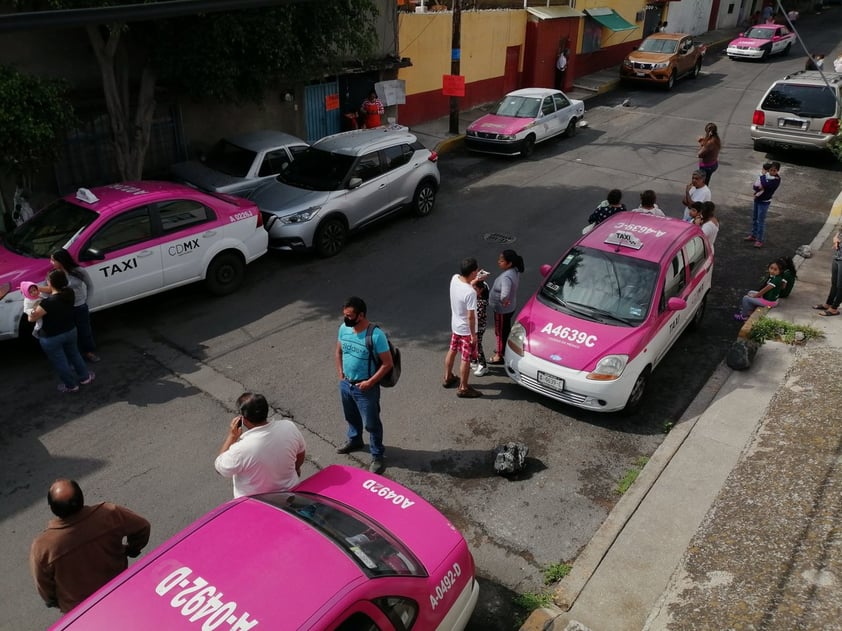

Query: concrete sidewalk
[[520, 193, 842, 631]]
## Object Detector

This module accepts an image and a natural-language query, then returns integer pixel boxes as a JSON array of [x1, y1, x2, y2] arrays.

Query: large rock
[[726, 338, 760, 370]]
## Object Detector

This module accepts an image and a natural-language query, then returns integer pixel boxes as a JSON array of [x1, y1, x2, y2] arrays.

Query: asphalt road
[[1, 24, 840, 630]]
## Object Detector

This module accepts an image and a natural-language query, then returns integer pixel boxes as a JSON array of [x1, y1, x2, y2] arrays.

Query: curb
[[434, 134, 465, 155]]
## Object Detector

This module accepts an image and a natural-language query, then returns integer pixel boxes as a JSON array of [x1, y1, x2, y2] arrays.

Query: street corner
[[736, 306, 768, 341], [518, 605, 565, 631], [434, 134, 465, 155]]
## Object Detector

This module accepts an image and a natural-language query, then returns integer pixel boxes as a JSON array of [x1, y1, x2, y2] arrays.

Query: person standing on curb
[[335, 296, 392, 474], [443, 257, 482, 398], [556, 47, 568, 91], [682, 170, 711, 222], [30, 479, 150, 613], [744, 161, 780, 249], [214, 392, 306, 497], [812, 230, 842, 316]]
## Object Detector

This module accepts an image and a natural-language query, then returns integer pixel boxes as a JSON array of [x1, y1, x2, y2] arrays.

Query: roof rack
[[783, 69, 842, 84]]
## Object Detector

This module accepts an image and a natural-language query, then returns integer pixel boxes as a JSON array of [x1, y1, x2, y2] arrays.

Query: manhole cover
[[483, 232, 516, 244]]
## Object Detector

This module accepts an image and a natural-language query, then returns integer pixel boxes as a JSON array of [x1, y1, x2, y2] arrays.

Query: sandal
[[487, 355, 504, 365], [442, 374, 459, 388], [812, 304, 829, 310], [819, 310, 840, 317]]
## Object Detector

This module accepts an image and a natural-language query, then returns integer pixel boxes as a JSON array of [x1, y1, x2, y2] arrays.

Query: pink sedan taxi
[[51, 465, 479, 631], [0, 182, 267, 341], [505, 214, 713, 413], [726, 24, 795, 61]]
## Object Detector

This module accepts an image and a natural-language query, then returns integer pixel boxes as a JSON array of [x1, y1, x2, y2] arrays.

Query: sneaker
[[457, 386, 483, 398], [369, 457, 386, 475], [58, 384, 80, 393], [753, 241, 763, 248], [733, 313, 748, 322], [80, 371, 95, 385], [85, 353, 101, 363], [336, 440, 365, 454], [743, 235, 756, 241], [474, 364, 488, 377]]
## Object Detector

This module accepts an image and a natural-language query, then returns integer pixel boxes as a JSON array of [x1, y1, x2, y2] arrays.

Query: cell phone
[[477, 269, 489, 280]]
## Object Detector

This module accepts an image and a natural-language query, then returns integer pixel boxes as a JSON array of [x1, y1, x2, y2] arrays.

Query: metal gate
[[304, 81, 341, 143]]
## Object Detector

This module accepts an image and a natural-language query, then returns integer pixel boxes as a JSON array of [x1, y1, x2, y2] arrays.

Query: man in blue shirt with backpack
[[335, 296, 393, 474]]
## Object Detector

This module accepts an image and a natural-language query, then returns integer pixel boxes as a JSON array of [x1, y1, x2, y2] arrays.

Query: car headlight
[[279, 207, 321, 224], [507, 321, 526, 356], [653, 62, 670, 70], [500, 134, 518, 140], [622, 59, 632, 68], [586, 355, 629, 381]]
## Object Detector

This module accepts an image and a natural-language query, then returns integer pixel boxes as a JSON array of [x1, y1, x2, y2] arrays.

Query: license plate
[[537, 371, 564, 392], [635, 72, 646, 77]]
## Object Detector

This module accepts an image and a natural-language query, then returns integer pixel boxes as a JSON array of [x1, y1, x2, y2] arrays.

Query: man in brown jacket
[[30, 479, 151, 613]]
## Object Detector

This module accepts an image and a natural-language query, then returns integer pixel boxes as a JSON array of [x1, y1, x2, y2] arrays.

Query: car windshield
[[204, 139, 258, 177], [744, 27, 774, 39], [538, 246, 660, 326], [761, 83, 837, 117], [278, 147, 355, 191], [638, 38, 678, 54], [3, 199, 97, 258], [494, 96, 541, 118], [256, 492, 425, 577]]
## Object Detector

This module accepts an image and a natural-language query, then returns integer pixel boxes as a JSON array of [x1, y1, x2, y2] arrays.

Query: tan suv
[[751, 70, 842, 152], [620, 33, 706, 90]]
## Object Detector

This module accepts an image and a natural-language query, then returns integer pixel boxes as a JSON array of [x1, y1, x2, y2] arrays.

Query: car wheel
[[782, 43, 791, 56], [205, 251, 245, 296], [565, 118, 578, 137], [666, 70, 676, 90], [623, 367, 651, 415], [752, 139, 764, 152], [761, 48, 770, 62], [688, 294, 707, 331], [413, 180, 437, 217], [691, 59, 702, 79], [520, 135, 536, 158], [314, 217, 348, 258]]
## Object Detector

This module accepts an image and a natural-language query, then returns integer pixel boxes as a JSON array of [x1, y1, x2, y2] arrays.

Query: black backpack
[[365, 324, 401, 388]]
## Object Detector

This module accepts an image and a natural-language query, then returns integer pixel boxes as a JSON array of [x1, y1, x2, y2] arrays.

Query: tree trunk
[[85, 24, 157, 181]]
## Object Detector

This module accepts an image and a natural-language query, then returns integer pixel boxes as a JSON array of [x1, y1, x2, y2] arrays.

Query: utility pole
[[449, 0, 462, 135]]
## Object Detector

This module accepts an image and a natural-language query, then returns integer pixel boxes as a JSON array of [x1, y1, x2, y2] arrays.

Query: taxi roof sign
[[604, 230, 643, 250], [75, 187, 100, 204]]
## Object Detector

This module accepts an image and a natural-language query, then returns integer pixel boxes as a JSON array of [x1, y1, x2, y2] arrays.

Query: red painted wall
[[523, 18, 580, 91], [399, 75, 516, 127]]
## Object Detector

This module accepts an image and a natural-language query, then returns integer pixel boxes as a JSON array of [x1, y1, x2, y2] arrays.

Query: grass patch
[[749, 315, 823, 345], [662, 420, 674, 434], [513, 591, 553, 612], [615, 456, 650, 495], [543, 562, 572, 585]]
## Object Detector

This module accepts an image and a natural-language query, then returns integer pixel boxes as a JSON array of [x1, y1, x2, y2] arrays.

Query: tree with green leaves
[[0, 64, 76, 226], [14, 0, 378, 180]]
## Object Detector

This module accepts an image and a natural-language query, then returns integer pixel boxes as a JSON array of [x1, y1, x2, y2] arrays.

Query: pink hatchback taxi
[[0, 182, 267, 341], [51, 465, 479, 631], [505, 214, 713, 413]]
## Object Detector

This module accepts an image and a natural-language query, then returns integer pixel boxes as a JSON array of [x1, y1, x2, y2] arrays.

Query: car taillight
[[752, 110, 765, 125], [255, 210, 263, 227], [821, 118, 840, 134], [428, 151, 438, 163]]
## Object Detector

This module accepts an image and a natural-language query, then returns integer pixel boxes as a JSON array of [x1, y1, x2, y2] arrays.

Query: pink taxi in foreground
[[465, 88, 584, 158], [52, 465, 479, 631], [505, 214, 713, 413], [0, 182, 267, 341]]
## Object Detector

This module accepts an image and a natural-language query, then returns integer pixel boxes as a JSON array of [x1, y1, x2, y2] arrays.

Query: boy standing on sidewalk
[[745, 161, 781, 248]]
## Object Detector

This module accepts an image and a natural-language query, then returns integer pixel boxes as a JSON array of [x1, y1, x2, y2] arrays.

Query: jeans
[[752, 199, 771, 242], [740, 291, 778, 317], [39, 328, 90, 388], [699, 162, 718, 185], [74, 303, 96, 355], [827, 257, 842, 309], [340, 380, 384, 457]]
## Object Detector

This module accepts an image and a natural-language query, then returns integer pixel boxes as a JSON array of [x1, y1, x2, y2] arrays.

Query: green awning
[[584, 8, 637, 31]]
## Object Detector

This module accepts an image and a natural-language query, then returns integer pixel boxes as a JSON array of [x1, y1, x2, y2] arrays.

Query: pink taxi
[[51, 465, 479, 631], [0, 182, 268, 341], [726, 24, 795, 61], [505, 214, 713, 413], [465, 88, 584, 158]]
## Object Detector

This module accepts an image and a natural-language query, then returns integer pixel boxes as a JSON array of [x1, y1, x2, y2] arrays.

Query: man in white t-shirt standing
[[556, 48, 568, 91], [443, 257, 482, 398], [215, 392, 306, 497], [682, 170, 712, 221]]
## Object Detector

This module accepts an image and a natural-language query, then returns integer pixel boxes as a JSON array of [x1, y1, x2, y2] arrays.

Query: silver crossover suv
[[751, 70, 842, 152], [251, 128, 440, 257]]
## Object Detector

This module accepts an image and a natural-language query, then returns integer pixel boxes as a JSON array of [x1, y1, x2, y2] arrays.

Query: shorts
[[449, 333, 475, 363]]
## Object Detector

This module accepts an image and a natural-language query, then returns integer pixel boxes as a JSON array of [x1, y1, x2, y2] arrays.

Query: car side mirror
[[540, 264, 552, 277], [348, 177, 363, 190], [79, 248, 105, 262], [666, 296, 687, 312]]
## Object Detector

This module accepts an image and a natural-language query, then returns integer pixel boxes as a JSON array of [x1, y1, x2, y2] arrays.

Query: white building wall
[[664, 0, 714, 35], [715, 0, 751, 29]]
